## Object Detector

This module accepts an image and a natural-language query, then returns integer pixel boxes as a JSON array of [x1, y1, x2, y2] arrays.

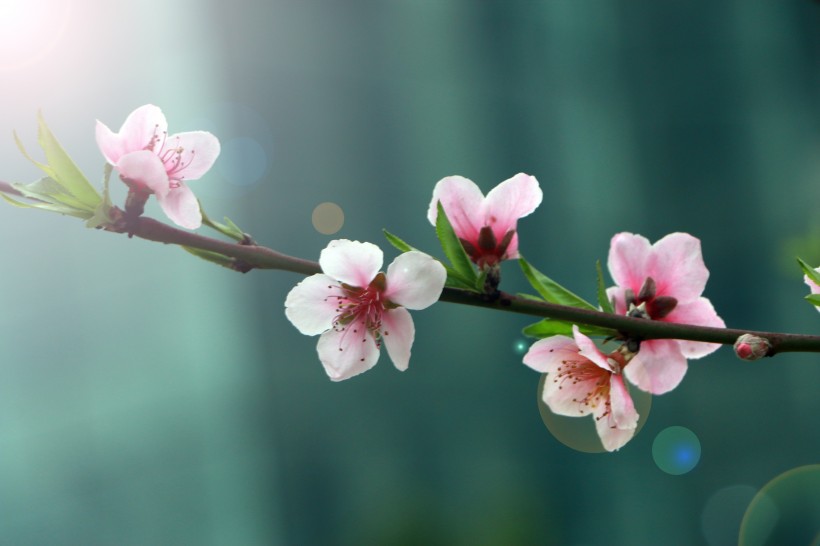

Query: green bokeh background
[[0, 1, 819, 544]]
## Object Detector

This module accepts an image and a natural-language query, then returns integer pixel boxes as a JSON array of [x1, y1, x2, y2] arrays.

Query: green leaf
[[181, 246, 236, 269], [201, 207, 248, 242], [2, 177, 94, 218], [805, 294, 820, 306], [383, 229, 417, 253], [435, 202, 477, 285], [797, 257, 820, 286], [522, 318, 616, 339], [35, 111, 101, 210], [596, 260, 614, 313], [86, 163, 115, 228], [519, 257, 597, 311], [0, 188, 89, 217]]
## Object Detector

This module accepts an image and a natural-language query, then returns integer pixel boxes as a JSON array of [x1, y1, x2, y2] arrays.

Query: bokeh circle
[[312, 202, 345, 235], [652, 426, 701, 475], [739, 464, 820, 546]]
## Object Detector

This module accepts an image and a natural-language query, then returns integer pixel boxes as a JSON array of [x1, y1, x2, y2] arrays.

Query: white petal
[[319, 239, 383, 288], [383, 252, 446, 310], [381, 308, 415, 371], [284, 274, 340, 335], [316, 324, 380, 381]]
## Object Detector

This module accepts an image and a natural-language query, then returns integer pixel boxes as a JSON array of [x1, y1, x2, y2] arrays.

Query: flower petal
[[647, 233, 709, 303], [319, 240, 383, 288], [427, 176, 484, 243], [381, 307, 415, 371], [522, 335, 578, 373], [572, 325, 613, 371], [316, 323, 380, 381], [96, 105, 167, 165], [284, 274, 340, 335], [608, 232, 652, 293], [606, 286, 629, 316], [609, 375, 639, 431], [542, 359, 607, 417], [482, 173, 542, 256], [594, 404, 637, 452], [805, 269, 820, 295], [156, 182, 202, 229], [165, 130, 221, 181], [116, 150, 170, 196], [665, 297, 725, 359], [383, 251, 446, 310], [625, 338, 688, 394]]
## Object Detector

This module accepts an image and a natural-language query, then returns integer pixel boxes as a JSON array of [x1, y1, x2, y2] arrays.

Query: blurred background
[[0, 1, 819, 544]]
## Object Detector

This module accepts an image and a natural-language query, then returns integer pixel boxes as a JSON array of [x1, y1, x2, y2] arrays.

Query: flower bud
[[734, 334, 771, 361]]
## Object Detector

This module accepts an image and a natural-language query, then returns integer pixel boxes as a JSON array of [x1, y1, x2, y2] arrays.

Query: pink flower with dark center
[[427, 173, 542, 267], [285, 240, 446, 381], [96, 104, 220, 229], [524, 325, 639, 451], [606, 232, 725, 394]]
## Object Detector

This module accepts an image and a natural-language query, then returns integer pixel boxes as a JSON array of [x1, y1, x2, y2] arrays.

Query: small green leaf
[[474, 267, 489, 292], [522, 318, 616, 339], [383, 229, 417, 253], [2, 177, 94, 218], [36, 111, 101, 210], [797, 257, 820, 286], [86, 163, 115, 228], [181, 246, 236, 269], [519, 257, 597, 311], [201, 207, 248, 242], [435, 202, 477, 285], [596, 260, 614, 313], [805, 294, 820, 306], [0, 189, 89, 217]]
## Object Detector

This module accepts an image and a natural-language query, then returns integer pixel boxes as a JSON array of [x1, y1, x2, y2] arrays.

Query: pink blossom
[[524, 325, 639, 451], [285, 240, 446, 381], [96, 104, 220, 229], [427, 173, 542, 267], [606, 232, 725, 394]]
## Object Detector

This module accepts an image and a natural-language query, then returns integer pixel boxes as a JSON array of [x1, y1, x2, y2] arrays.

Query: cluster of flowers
[[97, 105, 727, 451]]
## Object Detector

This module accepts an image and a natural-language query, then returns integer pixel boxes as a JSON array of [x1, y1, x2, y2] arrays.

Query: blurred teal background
[[0, 1, 819, 544]]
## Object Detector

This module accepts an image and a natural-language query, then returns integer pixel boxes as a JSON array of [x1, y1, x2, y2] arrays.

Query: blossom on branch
[[285, 240, 446, 381], [96, 104, 220, 229], [524, 325, 639, 451], [606, 232, 725, 394], [427, 173, 542, 267]]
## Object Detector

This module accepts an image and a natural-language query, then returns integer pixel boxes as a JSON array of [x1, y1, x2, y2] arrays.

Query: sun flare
[[0, 0, 71, 71]]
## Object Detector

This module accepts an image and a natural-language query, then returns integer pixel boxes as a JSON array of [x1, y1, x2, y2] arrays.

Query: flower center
[[459, 227, 515, 267], [625, 276, 678, 320], [326, 273, 391, 357], [144, 124, 196, 187], [554, 357, 611, 412]]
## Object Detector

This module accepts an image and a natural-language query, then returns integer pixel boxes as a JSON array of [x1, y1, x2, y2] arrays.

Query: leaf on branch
[[797, 257, 820, 286], [518, 257, 598, 311], [522, 318, 616, 339], [201, 206, 248, 242], [2, 177, 95, 219], [182, 246, 237, 269], [382, 229, 418, 253], [435, 201, 478, 286], [805, 294, 820, 307], [86, 163, 115, 228], [596, 260, 614, 313]]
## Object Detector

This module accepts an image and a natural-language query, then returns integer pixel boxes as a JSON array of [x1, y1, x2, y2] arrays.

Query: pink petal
[[316, 323, 380, 381], [380, 307, 415, 371], [606, 286, 628, 315], [164, 130, 221, 181], [156, 182, 201, 229], [804, 269, 820, 295], [608, 233, 653, 293], [541, 359, 608, 417], [319, 240, 383, 288], [284, 274, 340, 335], [116, 150, 170, 196], [594, 408, 636, 452], [522, 335, 578, 374], [482, 173, 542, 245], [647, 233, 709, 302], [572, 325, 613, 371], [427, 176, 484, 243], [609, 375, 639, 430], [96, 105, 167, 165], [625, 339, 688, 394], [383, 251, 446, 310], [664, 297, 724, 359]]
